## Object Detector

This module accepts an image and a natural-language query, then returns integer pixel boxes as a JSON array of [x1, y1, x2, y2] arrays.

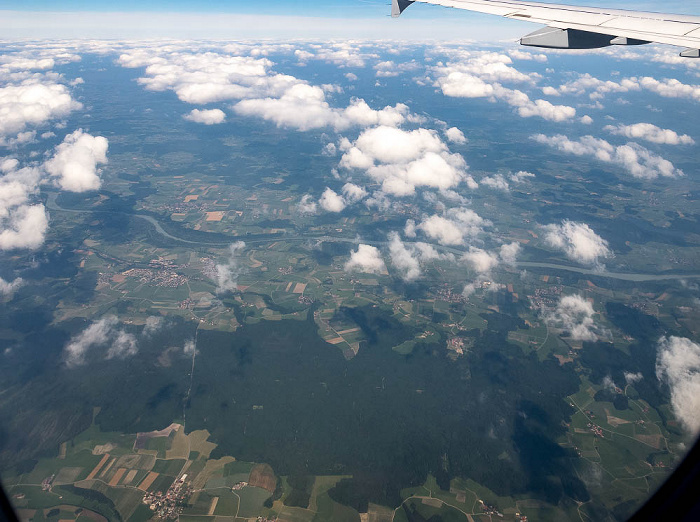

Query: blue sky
[[0, 0, 694, 16], [0, 0, 694, 40]]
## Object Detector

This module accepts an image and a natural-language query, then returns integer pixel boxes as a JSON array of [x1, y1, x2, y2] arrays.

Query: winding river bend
[[47, 194, 700, 283]]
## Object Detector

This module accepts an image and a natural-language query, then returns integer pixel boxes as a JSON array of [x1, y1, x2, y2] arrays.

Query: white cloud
[[118, 48, 409, 132], [507, 49, 547, 62], [624, 371, 643, 385], [545, 294, 601, 341], [64, 316, 139, 367], [509, 170, 535, 183], [542, 220, 612, 266], [0, 276, 23, 297], [183, 108, 226, 125], [345, 244, 385, 274], [235, 87, 409, 131], [143, 316, 163, 336], [345, 72, 358, 82], [463, 247, 500, 275], [532, 133, 683, 179], [340, 126, 473, 196], [417, 207, 488, 246], [378, 60, 421, 78], [297, 194, 317, 215], [604, 123, 694, 145], [183, 339, 197, 356], [580, 115, 593, 125], [656, 336, 700, 435], [386, 233, 450, 281], [499, 242, 521, 266], [295, 43, 378, 68], [551, 74, 700, 104], [44, 129, 109, 192], [481, 173, 509, 191], [635, 76, 700, 102], [436, 72, 495, 98], [322, 142, 337, 156], [319, 187, 346, 212], [514, 97, 576, 121], [601, 375, 618, 393], [551, 73, 640, 99], [215, 241, 246, 294], [0, 203, 48, 250], [445, 127, 467, 144], [404, 219, 417, 238], [388, 232, 421, 281], [429, 53, 575, 122], [341, 182, 367, 203], [0, 158, 46, 250], [0, 82, 82, 143], [106, 330, 138, 360], [0, 131, 105, 251]]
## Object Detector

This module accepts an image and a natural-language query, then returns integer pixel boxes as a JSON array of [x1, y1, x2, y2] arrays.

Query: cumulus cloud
[[481, 173, 509, 191], [429, 53, 575, 122], [545, 294, 602, 341], [235, 85, 410, 131], [656, 336, 700, 435], [341, 182, 367, 203], [340, 126, 474, 196], [532, 133, 682, 179], [499, 242, 521, 266], [624, 371, 643, 385], [118, 48, 410, 132], [508, 49, 548, 62], [550, 74, 700, 104], [404, 219, 417, 238], [0, 82, 82, 144], [216, 241, 246, 294], [374, 60, 420, 78], [550, 73, 640, 99], [294, 43, 378, 68], [635, 76, 700, 103], [106, 331, 139, 360], [417, 208, 488, 246], [445, 127, 467, 144], [143, 316, 163, 336], [44, 129, 109, 192], [463, 247, 500, 275], [0, 276, 23, 297], [183, 108, 226, 125], [604, 123, 694, 145], [297, 194, 317, 215], [386, 232, 450, 281], [542, 220, 612, 266], [183, 339, 197, 356], [388, 232, 421, 281], [319, 187, 346, 212], [509, 170, 535, 183], [0, 203, 48, 250], [344, 244, 386, 274], [64, 316, 139, 367], [0, 132, 105, 251]]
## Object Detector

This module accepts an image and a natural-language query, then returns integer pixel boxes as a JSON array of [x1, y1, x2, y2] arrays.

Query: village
[[142, 474, 193, 520]]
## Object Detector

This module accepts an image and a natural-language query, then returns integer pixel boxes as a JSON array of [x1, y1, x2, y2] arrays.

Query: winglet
[[392, 0, 414, 18], [680, 48, 700, 58]]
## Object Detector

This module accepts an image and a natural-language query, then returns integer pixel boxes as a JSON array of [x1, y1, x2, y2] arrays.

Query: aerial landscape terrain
[[0, 29, 699, 522]]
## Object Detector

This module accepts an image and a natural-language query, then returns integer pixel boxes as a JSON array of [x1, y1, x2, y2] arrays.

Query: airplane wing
[[391, 0, 700, 57]]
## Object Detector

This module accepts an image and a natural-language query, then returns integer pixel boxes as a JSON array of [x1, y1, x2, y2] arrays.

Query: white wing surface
[[392, 0, 700, 57]]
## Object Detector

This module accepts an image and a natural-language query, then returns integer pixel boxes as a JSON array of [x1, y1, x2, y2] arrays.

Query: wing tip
[[392, 0, 415, 18]]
